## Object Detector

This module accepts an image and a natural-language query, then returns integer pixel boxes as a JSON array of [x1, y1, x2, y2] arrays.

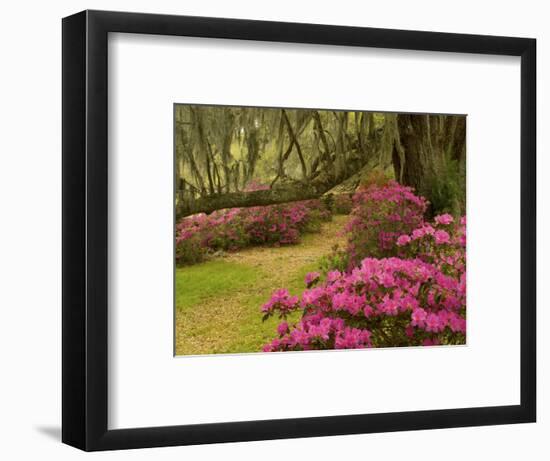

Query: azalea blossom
[[434, 229, 451, 245], [435, 213, 454, 225], [304, 272, 321, 287], [396, 234, 411, 246], [258, 183, 466, 352]]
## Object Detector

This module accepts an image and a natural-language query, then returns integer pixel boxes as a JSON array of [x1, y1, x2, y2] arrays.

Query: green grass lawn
[[175, 260, 260, 312], [225, 261, 318, 353], [174, 259, 313, 355]]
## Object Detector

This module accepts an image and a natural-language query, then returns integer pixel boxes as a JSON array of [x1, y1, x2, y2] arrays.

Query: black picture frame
[[62, 9, 536, 451]]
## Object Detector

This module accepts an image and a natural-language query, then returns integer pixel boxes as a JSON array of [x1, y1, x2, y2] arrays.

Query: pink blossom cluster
[[345, 181, 428, 266], [262, 252, 466, 351], [262, 184, 466, 352], [175, 196, 331, 265], [244, 200, 329, 246], [395, 213, 466, 280], [262, 314, 373, 352], [261, 288, 299, 315]]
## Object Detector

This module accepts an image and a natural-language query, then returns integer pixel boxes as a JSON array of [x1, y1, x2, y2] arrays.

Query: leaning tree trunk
[[176, 150, 370, 218]]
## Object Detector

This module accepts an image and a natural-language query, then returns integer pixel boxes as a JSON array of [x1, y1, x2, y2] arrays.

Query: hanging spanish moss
[[175, 105, 465, 218]]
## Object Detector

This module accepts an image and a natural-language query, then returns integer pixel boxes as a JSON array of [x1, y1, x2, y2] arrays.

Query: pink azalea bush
[[176, 199, 331, 265], [262, 253, 466, 351], [175, 208, 247, 265], [245, 200, 330, 245], [345, 181, 428, 266], [261, 181, 466, 351], [395, 214, 466, 281]]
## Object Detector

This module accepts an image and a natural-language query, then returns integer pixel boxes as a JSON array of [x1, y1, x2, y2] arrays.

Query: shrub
[[175, 228, 207, 266], [175, 208, 247, 261], [345, 181, 427, 266], [396, 214, 466, 280], [318, 244, 349, 274], [262, 213, 466, 351], [244, 203, 303, 246], [175, 198, 332, 265], [262, 257, 465, 351]]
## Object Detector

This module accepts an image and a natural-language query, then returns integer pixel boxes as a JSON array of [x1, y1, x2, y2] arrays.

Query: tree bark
[[393, 114, 466, 213], [176, 148, 370, 218], [395, 114, 435, 199]]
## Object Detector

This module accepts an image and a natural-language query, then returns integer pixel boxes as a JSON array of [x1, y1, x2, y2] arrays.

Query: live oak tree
[[175, 106, 465, 218], [391, 114, 466, 215]]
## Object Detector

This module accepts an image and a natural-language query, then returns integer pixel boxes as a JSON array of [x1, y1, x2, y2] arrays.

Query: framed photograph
[[62, 10, 536, 451]]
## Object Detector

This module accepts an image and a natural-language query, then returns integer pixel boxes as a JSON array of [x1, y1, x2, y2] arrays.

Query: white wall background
[[0, 0, 547, 459]]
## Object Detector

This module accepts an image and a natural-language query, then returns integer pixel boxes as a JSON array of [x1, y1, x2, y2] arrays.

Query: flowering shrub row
[[345, 180, 428, 266], [176, 199, 331, 265], [396, 213, 466, 281], [261, 181, 466, 351]]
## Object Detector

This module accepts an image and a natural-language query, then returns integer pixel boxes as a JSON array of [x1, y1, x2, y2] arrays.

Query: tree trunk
[[395, 114, 436, 199], [393, 114, 466, 214], [176, 144, 372, 218]]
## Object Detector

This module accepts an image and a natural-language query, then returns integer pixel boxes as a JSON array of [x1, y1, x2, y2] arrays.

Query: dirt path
[[175, 215, 348, 356], [224, 215, 347, 288]]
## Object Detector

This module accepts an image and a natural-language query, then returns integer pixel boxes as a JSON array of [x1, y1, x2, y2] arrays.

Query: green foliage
[[318, 244, 350, 273], [176, 105, 394, 200], [175, 237, 206, 266], [426, 154, 466, 216]]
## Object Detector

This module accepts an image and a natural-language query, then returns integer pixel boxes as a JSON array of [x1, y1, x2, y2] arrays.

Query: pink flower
[[396, 234, 411, 246], [326, 270, 342, 283], [261, 198, 466, 352], [422, 225, 435, 235], [434, 229, 451, 245], [380, 295, 399, 316], [346, 294, 366, 315], [435, 214, 454, 225], [363, 304, 374, 318], [411, 308, 427, 327], [422, 337, 441, 346], [335, 327, 371, 349], [412, 228, 425, 240], [425, 313, 443, 332], [289, 328, 309, 347], [305, 272, 321, 287], [277, 321, 289, 336], [301, 287, 325, 307], [332, 292, 349, 311], [449, 314, 466, 333], [308, 321, 331, 341], [262, 288, 299, 313]]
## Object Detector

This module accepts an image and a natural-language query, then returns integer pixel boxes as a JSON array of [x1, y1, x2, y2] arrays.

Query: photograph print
[[174, 104, 466, 356]]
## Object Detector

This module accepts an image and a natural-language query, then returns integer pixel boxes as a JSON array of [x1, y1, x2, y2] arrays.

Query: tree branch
[[282, 109, 308, 178], [176, 149, 369, 218]]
